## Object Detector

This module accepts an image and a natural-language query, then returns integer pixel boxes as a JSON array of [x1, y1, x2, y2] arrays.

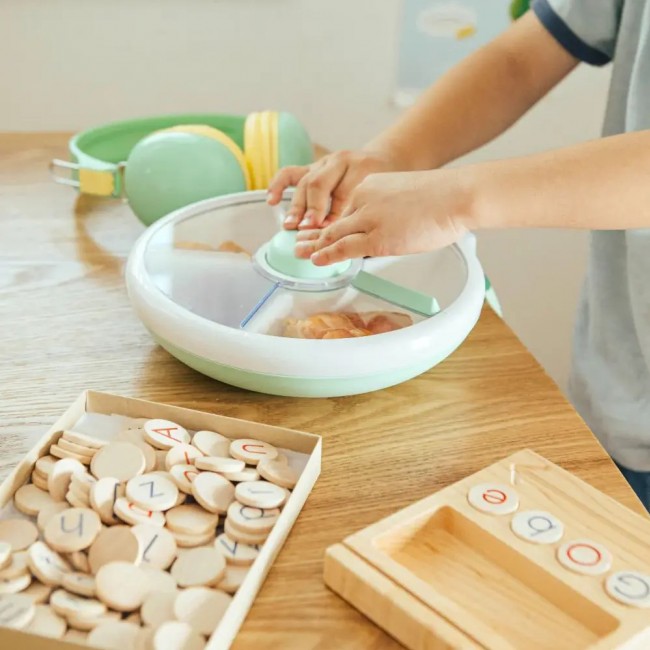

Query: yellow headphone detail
[[161, 124, 253, 190], [165, 111, 281, 192]]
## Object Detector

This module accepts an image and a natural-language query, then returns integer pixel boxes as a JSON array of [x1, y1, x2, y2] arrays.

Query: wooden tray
[[324, 449, 650, 650], [0, 390, 321, 650]]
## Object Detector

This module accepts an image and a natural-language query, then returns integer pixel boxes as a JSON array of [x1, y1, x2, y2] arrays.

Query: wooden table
[[0, 133, 645, 649]]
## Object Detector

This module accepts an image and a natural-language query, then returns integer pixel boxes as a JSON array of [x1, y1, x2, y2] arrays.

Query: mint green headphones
[[50, 111, 314, 226]]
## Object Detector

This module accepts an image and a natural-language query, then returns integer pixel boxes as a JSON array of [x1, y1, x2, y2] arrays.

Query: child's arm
[[295, 129, 650, 265], [365, 11, 578, 172], [268, 11, 578, 228]]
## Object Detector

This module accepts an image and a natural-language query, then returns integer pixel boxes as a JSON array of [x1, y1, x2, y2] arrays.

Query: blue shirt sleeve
[[532, 0, 623, 66]]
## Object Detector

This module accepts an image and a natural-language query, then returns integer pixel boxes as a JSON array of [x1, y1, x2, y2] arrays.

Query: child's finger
[[268, 166, 310, 229], [311, 234, 370, 266], [313, 212, 366, 250], [285, 181, 308, 229], [325, 194, 347, 223], [295, 229, 321, 243], [267, 166, 308, 205], [299, 161, 348, 229], [294, 240, 318, 259]]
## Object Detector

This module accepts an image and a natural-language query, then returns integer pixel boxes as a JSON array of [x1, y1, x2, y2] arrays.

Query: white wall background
[[0, 0, 611, 391]]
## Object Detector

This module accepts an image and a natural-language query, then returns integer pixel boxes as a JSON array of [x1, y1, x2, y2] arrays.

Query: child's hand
[[266, 150, 401, 230], [294, 170, 470, 265]]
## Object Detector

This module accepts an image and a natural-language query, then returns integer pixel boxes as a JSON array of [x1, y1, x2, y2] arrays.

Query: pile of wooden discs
[[0, 418, 299, 649]]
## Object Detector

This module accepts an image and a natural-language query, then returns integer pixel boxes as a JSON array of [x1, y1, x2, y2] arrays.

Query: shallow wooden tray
[[0, 390, 321, 650], [324, 449, 650, 650]]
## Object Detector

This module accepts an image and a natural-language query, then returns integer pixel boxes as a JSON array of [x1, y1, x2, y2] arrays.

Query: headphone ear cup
[[164, 124, 252, 190], [277, 112, 314, 169], [124, 124, 250, 227]]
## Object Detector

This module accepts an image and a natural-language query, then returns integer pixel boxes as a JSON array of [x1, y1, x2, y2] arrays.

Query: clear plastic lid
[[143, 197, 469, 339]]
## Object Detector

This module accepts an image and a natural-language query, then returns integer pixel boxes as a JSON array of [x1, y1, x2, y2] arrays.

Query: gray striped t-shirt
[[533, 0, 650, 471]]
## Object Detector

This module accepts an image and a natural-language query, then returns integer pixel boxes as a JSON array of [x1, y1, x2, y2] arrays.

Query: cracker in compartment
[[281, 310, 413, 339]]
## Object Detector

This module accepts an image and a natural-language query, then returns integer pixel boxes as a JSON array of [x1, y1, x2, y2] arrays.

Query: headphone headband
[[50, 113, 247, 198]]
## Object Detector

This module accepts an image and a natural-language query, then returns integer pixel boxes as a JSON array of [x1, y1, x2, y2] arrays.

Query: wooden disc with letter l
[[132, 524, 177, 570], [235, 480, 287, 509]]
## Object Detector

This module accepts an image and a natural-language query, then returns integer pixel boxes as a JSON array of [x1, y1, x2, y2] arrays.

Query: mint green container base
[[151, 333, 461, 398]]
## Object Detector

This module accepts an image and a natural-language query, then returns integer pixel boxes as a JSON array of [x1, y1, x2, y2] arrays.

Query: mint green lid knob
[[266, 230, 351, 279]]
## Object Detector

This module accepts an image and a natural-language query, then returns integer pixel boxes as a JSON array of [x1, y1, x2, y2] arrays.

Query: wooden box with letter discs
[[0, 390, 321, 649], [324, 449, 650, 650]]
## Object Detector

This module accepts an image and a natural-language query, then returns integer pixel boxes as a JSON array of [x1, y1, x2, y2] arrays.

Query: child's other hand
[[294, 170, 470, 265], [266, 150, 401, 231]]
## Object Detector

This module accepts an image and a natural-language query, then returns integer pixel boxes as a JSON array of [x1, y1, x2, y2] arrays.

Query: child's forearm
[[465, 130, 650, 231], [367, 12, 578, 171]]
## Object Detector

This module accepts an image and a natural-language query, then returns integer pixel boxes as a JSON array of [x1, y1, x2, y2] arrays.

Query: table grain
[[0, 133, 644, 649]]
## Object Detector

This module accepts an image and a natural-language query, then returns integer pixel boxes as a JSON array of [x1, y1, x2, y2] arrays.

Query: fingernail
[[284, 215, 298, 225], [295, 244, 312, 259], [299, 211, 315, 228]]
